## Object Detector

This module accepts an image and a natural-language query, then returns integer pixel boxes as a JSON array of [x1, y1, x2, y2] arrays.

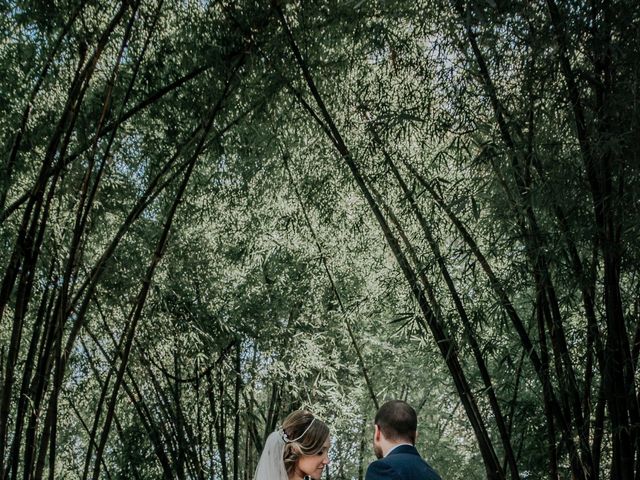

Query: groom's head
[[373, 400, 418, 458]]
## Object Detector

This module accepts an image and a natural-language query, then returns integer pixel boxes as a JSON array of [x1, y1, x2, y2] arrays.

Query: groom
[[365, 400, 442, 480]]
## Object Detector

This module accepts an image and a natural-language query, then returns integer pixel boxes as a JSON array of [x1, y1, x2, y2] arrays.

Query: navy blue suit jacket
[[365, 444, 441, 480]]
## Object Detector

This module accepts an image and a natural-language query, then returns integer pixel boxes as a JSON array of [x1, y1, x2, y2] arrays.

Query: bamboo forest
[[1, 0, 639, 478]]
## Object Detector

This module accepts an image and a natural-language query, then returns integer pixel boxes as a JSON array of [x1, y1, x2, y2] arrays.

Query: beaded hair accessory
[[279, 417, 316, 443]]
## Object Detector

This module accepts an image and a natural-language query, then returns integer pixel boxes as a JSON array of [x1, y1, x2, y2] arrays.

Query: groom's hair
[[375, 400, 417, 444]]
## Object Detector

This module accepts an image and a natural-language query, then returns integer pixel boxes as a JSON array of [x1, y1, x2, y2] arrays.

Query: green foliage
[[1, 0, 639, 479]]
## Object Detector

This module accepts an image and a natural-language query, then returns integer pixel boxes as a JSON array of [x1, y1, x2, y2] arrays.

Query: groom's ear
[[374, 424, 381, 441]]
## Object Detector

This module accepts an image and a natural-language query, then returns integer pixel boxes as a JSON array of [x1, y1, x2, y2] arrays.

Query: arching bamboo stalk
[[276, 7, 505, 478]]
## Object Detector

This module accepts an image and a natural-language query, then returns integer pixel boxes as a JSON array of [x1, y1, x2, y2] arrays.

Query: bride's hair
[[281, 410, 329, 475]]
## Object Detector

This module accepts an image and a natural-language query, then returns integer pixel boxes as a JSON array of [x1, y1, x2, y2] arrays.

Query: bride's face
[[295, 437, 331, 479]]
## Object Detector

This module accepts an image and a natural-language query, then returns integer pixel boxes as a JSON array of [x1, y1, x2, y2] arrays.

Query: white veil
[[254, 430, 288, 480]]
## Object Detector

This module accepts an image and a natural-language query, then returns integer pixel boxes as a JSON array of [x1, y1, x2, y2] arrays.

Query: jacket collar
[[386, 444, 420, 457]]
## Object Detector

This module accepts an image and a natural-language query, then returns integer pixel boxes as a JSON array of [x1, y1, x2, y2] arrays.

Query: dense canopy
[[1, 0, 639, 479]]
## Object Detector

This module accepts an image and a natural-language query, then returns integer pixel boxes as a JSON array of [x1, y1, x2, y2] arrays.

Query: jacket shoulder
[[365, 459, 401, 480], [383, 452, 442, 480]]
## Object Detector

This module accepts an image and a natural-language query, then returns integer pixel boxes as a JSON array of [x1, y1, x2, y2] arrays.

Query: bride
[[255, 410, 330, 480]]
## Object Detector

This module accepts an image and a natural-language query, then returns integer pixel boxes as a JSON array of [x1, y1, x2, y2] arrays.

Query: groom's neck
[[381, 439, 413, 457]]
